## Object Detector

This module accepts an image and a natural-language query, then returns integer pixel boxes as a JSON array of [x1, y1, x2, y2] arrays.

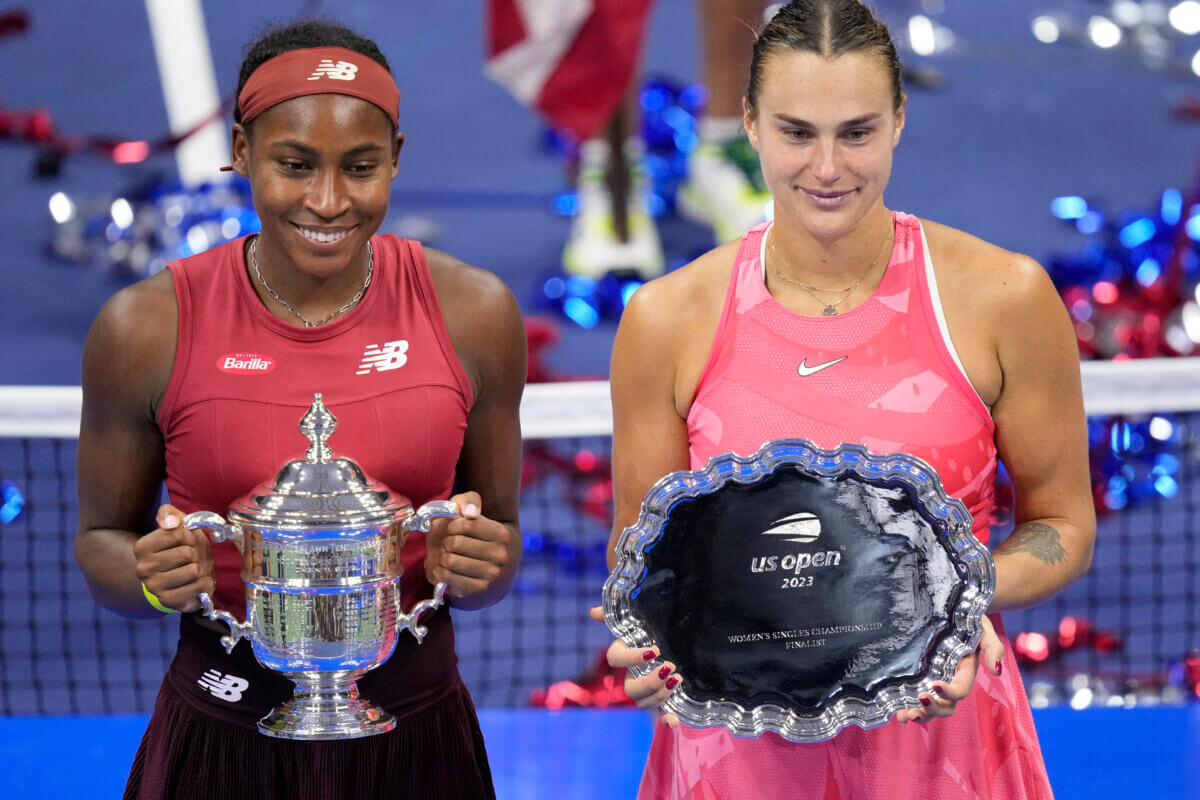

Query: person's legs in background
[[678, 0, 773, 244], [564, 0, 772, 280], [563, 86, 664, 279]]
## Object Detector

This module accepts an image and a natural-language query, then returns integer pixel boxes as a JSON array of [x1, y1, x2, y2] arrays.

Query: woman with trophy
[[74, 20, 525, 800], [600, 1, 1096, 797]]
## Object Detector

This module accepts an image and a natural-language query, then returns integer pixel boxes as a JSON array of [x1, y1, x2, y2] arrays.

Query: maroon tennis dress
[[124, 234, 494, 800]]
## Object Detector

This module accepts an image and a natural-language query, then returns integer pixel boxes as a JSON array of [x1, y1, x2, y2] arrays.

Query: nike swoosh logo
[[797, 356, 847, 377]]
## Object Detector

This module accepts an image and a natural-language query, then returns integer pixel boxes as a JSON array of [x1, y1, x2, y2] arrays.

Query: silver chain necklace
[[249, 235, 373, 327], [767, 223, 893, 317]]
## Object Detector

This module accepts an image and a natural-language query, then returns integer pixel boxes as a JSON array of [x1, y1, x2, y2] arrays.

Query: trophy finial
[[299, 393, 338, 463]]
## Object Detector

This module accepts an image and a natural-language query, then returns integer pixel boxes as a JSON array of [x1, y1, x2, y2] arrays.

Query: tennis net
[[1, 361, 1198, 714]]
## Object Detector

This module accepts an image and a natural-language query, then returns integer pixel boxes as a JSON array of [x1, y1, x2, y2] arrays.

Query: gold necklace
[[768, 222, 894, 317]]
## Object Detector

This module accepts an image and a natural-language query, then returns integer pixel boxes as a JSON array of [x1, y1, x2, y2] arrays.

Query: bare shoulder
[[83, 270, 178, 418], [921, 219, 1058, 312], [421, 246, 525, 398], [422, 246, 517, 311], [921, 218, 1074, 406], [620, 238, 738, 348], [91, 269, 177, 342], [617, 239, 740, 414]]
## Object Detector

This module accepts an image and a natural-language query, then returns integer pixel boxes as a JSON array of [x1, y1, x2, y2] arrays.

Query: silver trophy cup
[[182, 393, 458, 740]]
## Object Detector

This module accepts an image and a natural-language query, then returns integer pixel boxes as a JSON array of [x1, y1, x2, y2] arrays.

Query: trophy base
[[258, 670, 395, 740]]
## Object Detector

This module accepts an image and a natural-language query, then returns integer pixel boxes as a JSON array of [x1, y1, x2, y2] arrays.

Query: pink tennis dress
[[638, 212, 1054, 800]]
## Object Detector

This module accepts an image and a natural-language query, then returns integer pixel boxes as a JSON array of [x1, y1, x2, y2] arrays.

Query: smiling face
[[745, 48, 904, 243], [231, 93, 402, 287]]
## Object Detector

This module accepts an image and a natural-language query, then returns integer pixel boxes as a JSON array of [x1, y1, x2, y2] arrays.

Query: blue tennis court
[[1, 707, 1197, 798]]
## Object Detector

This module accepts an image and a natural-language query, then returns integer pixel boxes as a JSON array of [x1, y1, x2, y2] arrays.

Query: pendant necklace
[[768, 222, 894, 317]]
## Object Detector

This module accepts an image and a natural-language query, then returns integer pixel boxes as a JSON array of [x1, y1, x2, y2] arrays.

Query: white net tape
[[3, 358, 1200, 439]]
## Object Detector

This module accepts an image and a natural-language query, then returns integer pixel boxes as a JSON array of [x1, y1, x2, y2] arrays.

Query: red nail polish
[[658, 665, 671, 680], [919, 696, 931, 707], [665, 677, 680, 690], [932, 685, 944, 696], [642, 650, 656, 661], [995, 659, 1003, 676]]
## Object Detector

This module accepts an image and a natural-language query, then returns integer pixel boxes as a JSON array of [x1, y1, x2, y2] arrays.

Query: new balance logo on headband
[[308, 59, 359, 81], [197, 669, 249, 702]]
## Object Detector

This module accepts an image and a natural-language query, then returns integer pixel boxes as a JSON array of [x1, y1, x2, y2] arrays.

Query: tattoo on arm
[[999, 522, 1067, 566]]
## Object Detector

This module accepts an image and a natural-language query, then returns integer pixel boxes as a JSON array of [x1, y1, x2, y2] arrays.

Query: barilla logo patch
[[218, 353, 276, 374]]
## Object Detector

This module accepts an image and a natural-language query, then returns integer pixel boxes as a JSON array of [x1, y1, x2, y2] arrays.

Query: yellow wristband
[[141, 582, 179, 614]]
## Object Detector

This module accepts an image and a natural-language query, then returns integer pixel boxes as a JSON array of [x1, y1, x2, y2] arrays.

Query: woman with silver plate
[[598, 1, 1096, 798]]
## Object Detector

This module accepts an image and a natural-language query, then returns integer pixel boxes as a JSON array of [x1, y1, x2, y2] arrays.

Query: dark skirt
[[124, 675, 495, 800]]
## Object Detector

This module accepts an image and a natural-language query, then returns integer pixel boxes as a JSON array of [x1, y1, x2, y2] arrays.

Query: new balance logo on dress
[[797, 356, 847, 377], [197, 669, 249, 702], [308, 59, 359, 81], [357, 340, 409, 375]]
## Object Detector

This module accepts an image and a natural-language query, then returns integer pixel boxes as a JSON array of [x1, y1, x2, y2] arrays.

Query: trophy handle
[[198, 592, 254, 654], [397, 581, 447, 643], [183, 511, 244, 553], [395, 501, 458, 641], [183, 513, 252, 653], [402, 500, 460, 533]]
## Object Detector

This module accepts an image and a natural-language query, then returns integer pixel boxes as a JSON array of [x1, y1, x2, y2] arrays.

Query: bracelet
[[141, 582, 179, 614]]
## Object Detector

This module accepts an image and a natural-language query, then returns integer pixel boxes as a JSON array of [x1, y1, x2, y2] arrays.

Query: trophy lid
[[227, 393, 411, 530]]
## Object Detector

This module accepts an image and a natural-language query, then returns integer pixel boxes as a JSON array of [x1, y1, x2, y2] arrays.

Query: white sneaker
[[678, 139, 773, 244], [562, 144, 665, 280]]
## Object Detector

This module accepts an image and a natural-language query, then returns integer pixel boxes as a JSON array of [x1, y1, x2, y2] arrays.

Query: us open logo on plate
[[218, 353, 276, 375], [761, 512, 822, 543], [751, 512, 840, 575]]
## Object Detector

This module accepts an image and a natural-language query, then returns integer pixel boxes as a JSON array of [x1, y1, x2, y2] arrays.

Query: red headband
[[237, 46, 400, 128]]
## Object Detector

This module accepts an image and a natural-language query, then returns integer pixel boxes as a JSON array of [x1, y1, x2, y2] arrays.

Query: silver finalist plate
[[603, 439, 995, 743]]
